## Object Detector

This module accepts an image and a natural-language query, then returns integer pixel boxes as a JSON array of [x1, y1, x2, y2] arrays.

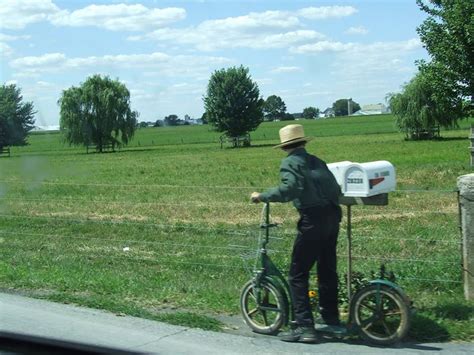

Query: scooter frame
[[240, 200, 413, 345]]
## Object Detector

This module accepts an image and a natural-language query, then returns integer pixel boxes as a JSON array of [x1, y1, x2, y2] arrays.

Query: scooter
[[240, 201, 413, 345]]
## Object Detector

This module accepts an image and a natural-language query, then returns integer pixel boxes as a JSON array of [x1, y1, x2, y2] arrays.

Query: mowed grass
[[0, 114, 473, 340]]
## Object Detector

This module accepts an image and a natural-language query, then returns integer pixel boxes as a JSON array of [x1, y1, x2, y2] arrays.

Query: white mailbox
[[328, 160, 396, 197], [327, 161, 352, 187]]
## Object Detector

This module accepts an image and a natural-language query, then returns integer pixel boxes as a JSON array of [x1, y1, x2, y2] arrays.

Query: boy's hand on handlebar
[[250, 192, 261, 203]]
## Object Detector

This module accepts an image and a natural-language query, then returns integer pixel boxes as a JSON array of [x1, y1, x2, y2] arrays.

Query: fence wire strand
[[0, 183, 463, 286], [0, 179, 459, 194]]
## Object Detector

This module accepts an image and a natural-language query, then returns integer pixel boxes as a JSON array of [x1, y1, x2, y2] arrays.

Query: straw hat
[[273, 124, 313, 149]]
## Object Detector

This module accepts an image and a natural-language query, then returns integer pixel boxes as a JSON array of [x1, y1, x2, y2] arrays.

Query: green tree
[[263, 95, 287, 121], [0, 84, 35, 150], [417, 0, 473, 112], [164, 114, 179, 126], [204, 66, 264, 139], [59, 75, 138, 153], [332, 99, 361, 116], [302, 106, 320, 119], [281, 112, 295, 121], [201, 112, 208, 124], [389, 67, 465, 139]]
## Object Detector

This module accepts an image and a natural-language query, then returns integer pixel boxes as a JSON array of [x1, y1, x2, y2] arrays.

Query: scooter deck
[[314, 323, 350, 338]]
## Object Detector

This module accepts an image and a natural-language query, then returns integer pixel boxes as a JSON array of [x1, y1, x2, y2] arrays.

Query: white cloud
[[50, 4, 186, 31], [168, 82, 203, 95], [9, 52, 232, 78], [298, 6, 358, 19], [271, 66, 302, 73], [36, 80, 56, 88], [0, 1, 185, 32], [0, 33, 31, 41], [328, 38, 424, 89], [0, 0, 60, 30], [0, 42, 14, 57], [12, 53, 67, 69], [356, 38, 422, 55], [291, 38, 421, 55], [255, 31, 325, 49], [131, 27, 324, 51], [299, 90, 332, 97], [128, 6, 358, 51], [200, 10, 300, 31], [291, 41, 355, 54], [345, 26, 369, 35], [285, 37, 424, 106], [255, 78, 273, 86]]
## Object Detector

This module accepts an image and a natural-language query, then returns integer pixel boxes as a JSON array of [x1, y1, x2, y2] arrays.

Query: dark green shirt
[[259, 148, 341, 209]]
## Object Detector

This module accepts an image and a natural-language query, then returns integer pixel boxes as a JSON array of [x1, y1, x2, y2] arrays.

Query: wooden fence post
[[457, 174, 474, 300], [470, 124, 474, 167]]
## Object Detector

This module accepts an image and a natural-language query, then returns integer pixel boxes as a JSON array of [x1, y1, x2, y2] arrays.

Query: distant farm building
[[321, 107, 335, 118], [31, 125, 60, 132], [352, 103, 389, 116]]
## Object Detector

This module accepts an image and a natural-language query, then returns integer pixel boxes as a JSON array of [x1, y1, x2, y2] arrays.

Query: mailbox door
[[344, 167, 368, 196]]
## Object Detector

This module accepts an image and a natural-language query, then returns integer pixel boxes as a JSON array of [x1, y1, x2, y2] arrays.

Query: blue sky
[[0, 0, 430, 127]]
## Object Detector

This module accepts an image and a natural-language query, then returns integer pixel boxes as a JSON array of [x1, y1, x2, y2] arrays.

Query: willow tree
[[389, 65, 465, 140], [59, 75, 138, 152], [203, 66, 264, 145]]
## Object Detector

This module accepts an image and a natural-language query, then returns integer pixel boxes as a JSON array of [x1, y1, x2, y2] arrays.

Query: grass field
[[0, 114, 473, 341]]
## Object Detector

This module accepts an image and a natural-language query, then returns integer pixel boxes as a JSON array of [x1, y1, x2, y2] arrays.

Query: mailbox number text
[[347, 178, 363, 184]]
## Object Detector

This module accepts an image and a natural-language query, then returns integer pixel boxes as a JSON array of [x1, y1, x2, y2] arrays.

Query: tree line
[[0, 72, 359, 152], [1, 0, 471, 152]]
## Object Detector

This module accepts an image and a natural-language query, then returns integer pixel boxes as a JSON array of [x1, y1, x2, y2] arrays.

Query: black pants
[[289, 204, 341, 326]]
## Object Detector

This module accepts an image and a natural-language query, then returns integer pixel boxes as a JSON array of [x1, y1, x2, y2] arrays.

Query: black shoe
[[279, 326, 318, 343]]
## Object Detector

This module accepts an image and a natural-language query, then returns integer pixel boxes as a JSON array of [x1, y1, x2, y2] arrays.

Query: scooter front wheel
[[350, 284, 410, 345], [240, 278, 288, 335]]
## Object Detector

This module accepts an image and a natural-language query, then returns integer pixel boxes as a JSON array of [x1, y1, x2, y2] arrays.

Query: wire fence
[[0, 179, 460, 192], [0, 180, 464, 289]]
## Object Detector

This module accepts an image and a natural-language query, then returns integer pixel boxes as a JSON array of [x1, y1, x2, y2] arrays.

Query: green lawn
[[0, 114, 473, 340]]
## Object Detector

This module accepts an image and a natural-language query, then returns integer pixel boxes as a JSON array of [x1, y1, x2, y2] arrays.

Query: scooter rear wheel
[[350, 284, 410, 345], [240, 278, 288, 335]]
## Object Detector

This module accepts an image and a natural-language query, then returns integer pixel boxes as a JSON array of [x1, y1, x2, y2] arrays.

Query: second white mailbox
[[327, 160, 396, 197]]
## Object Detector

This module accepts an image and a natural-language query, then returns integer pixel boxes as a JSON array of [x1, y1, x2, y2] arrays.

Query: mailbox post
[[329, 160, 395, 301], [339, 194, 389, 300]]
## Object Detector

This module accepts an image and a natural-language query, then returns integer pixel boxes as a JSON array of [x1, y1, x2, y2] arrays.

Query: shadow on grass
[[218, 143, 275, 149], [427, 302, 474, 321], [249, 143, 276, 149], [434, 136, 469, 142], [403, 136, 468, 142], [408, 313, 451, 342]]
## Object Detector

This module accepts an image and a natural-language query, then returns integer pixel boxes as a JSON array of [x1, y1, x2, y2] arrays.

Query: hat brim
[[273, 136, 313, 149]]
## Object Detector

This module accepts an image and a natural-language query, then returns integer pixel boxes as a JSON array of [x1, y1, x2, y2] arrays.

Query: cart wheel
[[240, 279, 288, 335], [350, 284, 410, 345]]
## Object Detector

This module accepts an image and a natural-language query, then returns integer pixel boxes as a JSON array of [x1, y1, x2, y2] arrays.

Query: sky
[[0, 0, 431, 127]]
